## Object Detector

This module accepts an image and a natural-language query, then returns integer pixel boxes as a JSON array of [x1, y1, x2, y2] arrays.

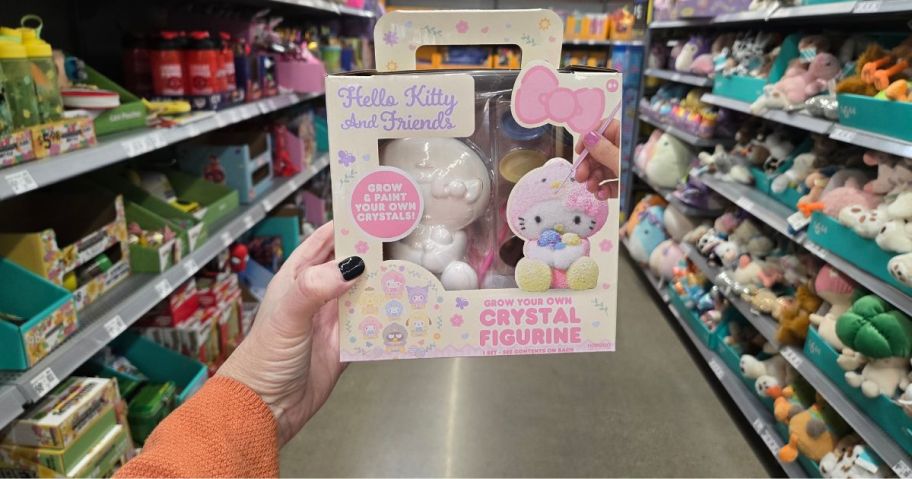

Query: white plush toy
[[682, 223, 712, 245], [645, 133, 691, 189], [888, 253, 912, 287], [838, 204, 889, 239], [819, 436, 889, 479], [845, 356, 910, 399], [383, 138, 491, 290], [663, 204, 698, 243], [730, 219, 775, 257], [875, 219, 912, 253], [699, 144, 753, 185], [740, 354, 788, 385], [771, 151, 815, 194]]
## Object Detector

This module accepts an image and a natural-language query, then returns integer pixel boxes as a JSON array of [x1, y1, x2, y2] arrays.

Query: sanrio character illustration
[[360, 287, 383, 315], [507, 158, 609, 292], [359, 316, 383, 339], [383, 138, 492, 291], [383, 323, 408, 353], [385, 300, 405, 320], [381, 270, 406, 298], [406, 285, 429, 309], [406, 310, 431, 336]]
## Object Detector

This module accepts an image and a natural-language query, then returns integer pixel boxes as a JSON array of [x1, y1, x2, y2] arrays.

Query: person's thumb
[[275, 256, 365, 335], [582, 130, 621, 177]]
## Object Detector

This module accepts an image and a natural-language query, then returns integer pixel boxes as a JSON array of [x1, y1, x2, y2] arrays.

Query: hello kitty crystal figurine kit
[[327, 9, 621, 361]]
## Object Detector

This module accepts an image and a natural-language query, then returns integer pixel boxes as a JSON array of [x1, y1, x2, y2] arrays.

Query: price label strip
[[831, 127, 857, 143], [30, 368, 60, 398], [154, 278, 173, 299], [5, 170, 38, 195], [854, 1, 882, 13], [780, 347, 804, 368], [104, 315, 127, 339], [221, 231, 233, 247], [708, 358, 726, 379], [243, 214, 255, 229], [183, 258, 199, 276]]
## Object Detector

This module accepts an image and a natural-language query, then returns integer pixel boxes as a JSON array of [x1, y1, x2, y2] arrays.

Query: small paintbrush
[[559, 101, 623, 191]]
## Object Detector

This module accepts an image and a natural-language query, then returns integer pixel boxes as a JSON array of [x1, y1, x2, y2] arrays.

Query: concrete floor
[[280, 254, 776, 477]]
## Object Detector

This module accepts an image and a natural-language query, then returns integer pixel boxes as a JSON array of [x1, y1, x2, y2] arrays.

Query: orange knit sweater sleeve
[[116, 376, 279, 478]]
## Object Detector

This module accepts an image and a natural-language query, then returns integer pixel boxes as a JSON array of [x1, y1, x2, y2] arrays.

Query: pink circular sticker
[[350, 167, 424, 241]]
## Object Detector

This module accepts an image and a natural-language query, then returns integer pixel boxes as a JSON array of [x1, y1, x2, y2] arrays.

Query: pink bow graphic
[[513, 65, 606, 135]]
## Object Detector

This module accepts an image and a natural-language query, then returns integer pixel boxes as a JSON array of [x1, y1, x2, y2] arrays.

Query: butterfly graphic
[[455, 297, 469, 310], [338, 150, 356, 167]]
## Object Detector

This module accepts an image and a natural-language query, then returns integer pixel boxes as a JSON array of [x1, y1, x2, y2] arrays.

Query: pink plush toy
[[819, 177, 882, 218], [863, 150, 912, 195], [750, 53, 841, 113], [507, 158, 610, 292], [635, 130, 663, 172]]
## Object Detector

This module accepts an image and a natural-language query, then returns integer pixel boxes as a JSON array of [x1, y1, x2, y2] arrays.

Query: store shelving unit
[[0, 153, 329, 426], [679, 242, 912, 477], [270, 0, 375, 17], [621, 238, 805, 478], [701, 94, 835, 135], [638, 114, 731, 148], [644, 68, 713, 87], [0, 92, 323, 200], [631, 166, 720, 218], [564, 39, 643, 46]]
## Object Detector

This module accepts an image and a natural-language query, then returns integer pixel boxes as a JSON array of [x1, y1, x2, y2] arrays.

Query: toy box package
[[327, 10, 621, 361]]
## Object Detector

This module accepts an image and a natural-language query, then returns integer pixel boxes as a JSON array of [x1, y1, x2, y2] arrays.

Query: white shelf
[[650, 18, 712, 29], [644, 68, 713, 87], [638, 114, 733, 148], [829, 124, 912, 158], [0, 154, 329, 425], [0, 92, 324, 201], [773, 1, 858, 18], [681, 242, 912, 478], [563, 39, 643, 46], [701, 93, 835, 135], [621, 238, 807, 478]]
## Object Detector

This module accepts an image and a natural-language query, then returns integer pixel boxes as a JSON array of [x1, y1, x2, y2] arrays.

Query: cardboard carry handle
[[374, 9, 563, 72]]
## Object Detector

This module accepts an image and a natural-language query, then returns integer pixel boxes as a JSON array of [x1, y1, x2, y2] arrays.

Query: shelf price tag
[[735, 197, 755, 212], [243, 214, 255, 229], [150, 132, 166, 149], [227, 110, 240, 124], [258, 101, 270, 114], [759, 428, 780, 456], [182, 258, 199, 276], [781, 347, 804, 368], [104, 315, 127, 339], [708, 358, 725, 379], [30, 368, 60, 398], [154, 278, 173, 299], [804, 241, 828, 261], [854, 1, 882, 13], [892, 460, 912, 478], [186, 124, 200, 138], [670, 72, 682, 82], [221, 231, 233, 247], [831, 127, 857, 143], [5, 170, 38, 195], [786, 211, 811, 233], [262, 197, 274, 211]]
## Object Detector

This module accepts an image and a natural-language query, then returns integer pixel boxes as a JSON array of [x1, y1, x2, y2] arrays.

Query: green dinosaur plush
[[836, 295, 912, 359]]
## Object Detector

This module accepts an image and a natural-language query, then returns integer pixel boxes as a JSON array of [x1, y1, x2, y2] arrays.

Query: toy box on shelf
[[838, 94, 912, 143], [713, 34, 800, 103], [124, 203, 183, 273], [0, 378, 119, 450], [804, 326, 912, 455], [271, 111, 316, 177], [0, 259, 77, 370], [81, 63, 147, 136], [329, 9, 620, 361], [667, 284, 715, 349], [92, 170, 207, 252], [0, 403, 118, 476], [164, 170, 240, 230], [563, 12, 609, 41], [652, 0, 751, 20], [177, 130, 275, 204], [253, 209, 302, 262], [0, 184, 130, 311], [807, 212, 912, 296], [275, 50, 326, 94], [138, 279, 200, 328]]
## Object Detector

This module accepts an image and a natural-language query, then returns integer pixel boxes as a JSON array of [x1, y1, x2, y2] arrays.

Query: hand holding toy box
[[327, 9, 621, 361]]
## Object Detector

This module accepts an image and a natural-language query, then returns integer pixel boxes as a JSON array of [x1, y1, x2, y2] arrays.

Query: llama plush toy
[[507, 158, 609, 292]]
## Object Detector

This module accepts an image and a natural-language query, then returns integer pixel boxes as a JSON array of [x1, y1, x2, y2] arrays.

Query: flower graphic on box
[[450, 314, 464, 327], [338, 150, 356, 167], [455, 20, 469, 34], [355, 241, 369, 254], [383, 30, 399, 46]]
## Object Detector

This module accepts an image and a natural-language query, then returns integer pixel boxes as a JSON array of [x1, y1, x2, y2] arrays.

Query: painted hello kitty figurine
[[383, 138, 492, 290], [507, 158, 609, 292]]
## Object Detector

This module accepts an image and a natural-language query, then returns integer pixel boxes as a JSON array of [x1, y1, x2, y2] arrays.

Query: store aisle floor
[[280, 253, 773, 477]]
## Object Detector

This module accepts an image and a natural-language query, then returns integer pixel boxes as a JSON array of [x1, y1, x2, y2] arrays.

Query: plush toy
[[875, 218, 912, 253], [819, 436, 889, 478], [628, 205, 668, 266], [846, 357, 911, 398], [775, 396, 839, 463], [888, 252, 912, 287], [838, 204, 889, 239], [384, 138, 491, 290], [836, 295, 912, 359], [751, 53, 841, 114], [862, 151, 912, 195], [733, 255, 783, 289], [634, 130, 664, 173], [508, 158, 609, 292], [837, 43, 889, 97], [648, 240, 686, 281], [740, 353, 789, 386], [712, 240, 740, 268], [697, 227, 726, 257], [818, 178, 881, 219], [723, 32, 777, 78], [809, 266, 858, 351], [745, 288, 778, 314], [861, 35, 912, 90], [675, 35, 711, 73], [624, 194, 667, 238], [699, 144, 753, 184], [682, 223, 712, 245], [645, 133, 692, 188], [691, 33, 736, 76], [899, 382, 912, 417], [714, 211, 742, 236], [663, 204, 698, 243], [771, 151, 816, 194], [799, 169, 871, 215], [746, 129, 795, 169], [773, 284, 823, 346], [730, 219, 775, 257]]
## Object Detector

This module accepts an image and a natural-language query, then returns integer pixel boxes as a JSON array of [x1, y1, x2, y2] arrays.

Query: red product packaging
[[184, 31, 220, 96], [150, 31, 185, 96], [122, 34, 152, 96], [140, 279, 200, 327]]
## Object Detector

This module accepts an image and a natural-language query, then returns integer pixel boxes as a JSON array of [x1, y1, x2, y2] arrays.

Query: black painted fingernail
[[339, 256, 365, 281]]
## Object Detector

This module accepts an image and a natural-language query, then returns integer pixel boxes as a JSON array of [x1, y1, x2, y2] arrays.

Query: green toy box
[[712, 316, 776, 412], [125, 202, 183, 273], [67, 424, 131, 478], [0, 184, 131, 311], [667, 285, 714, 349], [82, 63, 147, 136], [804, 326, 912, 455], [712, 34, 800, 103], [252, 212, 302, 261], [838, 93, 912, 143], [807, 212, 912, 296], [164, 170, 240, 231], [0, 259, 77, 370], [128, 382, 176, 445], [0, 404, 117, 476]]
